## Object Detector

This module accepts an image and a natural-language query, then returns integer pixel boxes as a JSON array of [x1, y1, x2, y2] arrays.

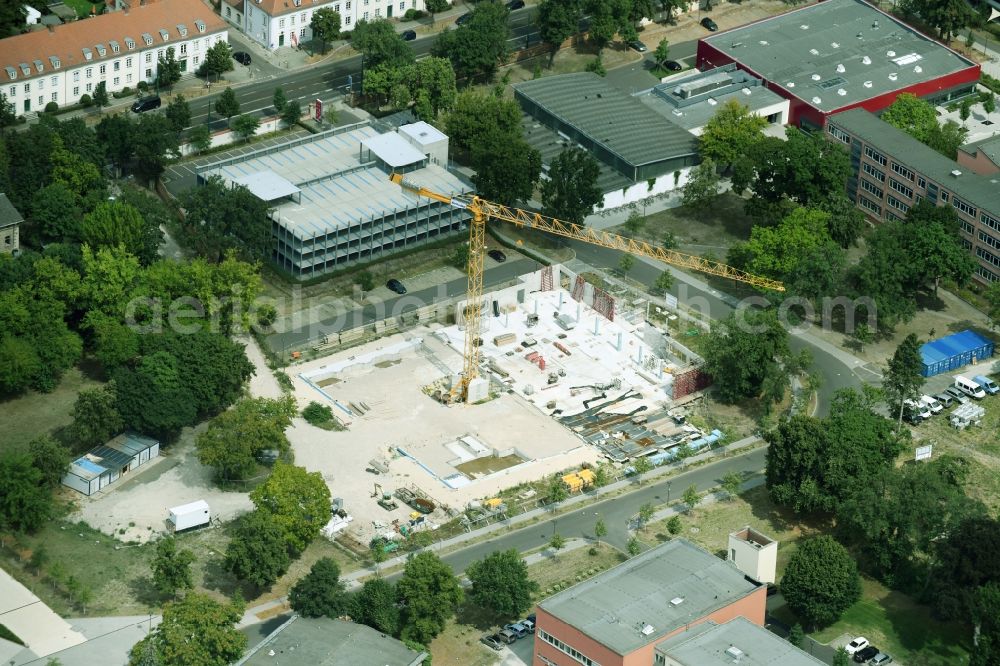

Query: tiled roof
[[0, 0, 226, 83], [248, 0, 329, 18]]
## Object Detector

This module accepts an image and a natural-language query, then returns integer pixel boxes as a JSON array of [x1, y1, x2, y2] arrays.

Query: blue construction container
[[920, 330, 995, 377]]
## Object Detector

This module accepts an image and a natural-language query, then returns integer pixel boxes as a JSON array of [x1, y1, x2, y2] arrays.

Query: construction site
[[289, 264, 718, 550]]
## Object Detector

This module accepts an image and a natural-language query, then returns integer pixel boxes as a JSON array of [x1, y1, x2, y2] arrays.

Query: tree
[[666, 515, 682, 535], [406, 57, 457, 119], [224, 509, 291, 588], [654, 39, 670, 69], [397, 551, 463, 644], [637, 502, 655, 529], [781, 535, 861, 628], [132, 113, 179, 182], [623, 210, 645, 235], [682, 484, 700, 513], [653, 270, 674, 297], [929, 516, 1000, 622], [541, 148, 603, 224], [702, 308, 798, 405], [352, 19, 414, 70], [547, 475, 569, 504], [594, 517, 607, 544], [92, 82, 109, 109], [467, 549, 539, 618], [197, 397, 295, 483], [537, 0, 582, 64], [618, 254, 635, 276], [180, 175, 272, 262], [151, 537, 196, 598], [272, 87, 287, 113], [281, 99, 301, 127], [0, 455, 53, 533], [129, 593, 246, 666], [232, 114, 260, 142], [832, 648, 850, 666], [289, 557, 351, 618], [631, 456, 653, 483], [27, 435, 70, 487], [738, 207, 838, 288], [851, 322, 874, 352], [445, 91, 521, 155], [699, 100, 766, 171], [926, 118, 968, 159], [788, 623, 804, 647], [96, 114, 135, 175], [721, 470, 742, 500], [165, 95, 191, 133], [81, 200, 150, 260], [626, 536, 642, 556], [884, 333, 924, 428], [356, 577, 400, 635], [156, 48, 183, 90], [189, 124, 212, 154], [250, 462, 331, 554], [214, 87, 240, 120], [960, 97, 973, 124], [983, 93, 997, 115], [32, 183, 82, 242], [916, 0, 973, 41], [67, 384, 123, 449], [549, 532, 566, 554], [471, 135, 541, 205], [681, 158, 720, 209], [433, 2, 511, 81], [0, 92, 15, 128], [310, 7, 342, 54], [881, 93, 939, 143], [202, 41, 234, 81]]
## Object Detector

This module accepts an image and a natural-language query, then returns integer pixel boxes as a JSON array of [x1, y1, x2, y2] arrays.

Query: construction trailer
[[168, 500, 211, 532]]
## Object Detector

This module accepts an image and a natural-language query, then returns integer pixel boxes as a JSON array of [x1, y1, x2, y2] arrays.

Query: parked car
[[973, 374, 999, 394], [664, 60, 683, 71], [402, 29, 417, 41], [497, 629, 518, 644], [131, 95, 161, 113], [627, 40, 647, 52], [506, 0, 525, 9], [944, 386, 970, 404], [481, 634, 504, 651], [955, 375, 987, 399], [765, 583, 779, 597], [902, 407, 923, 425], [520, 618, 536, 633], [386, 278, 407, 294], [504, 622, 528, 638], [904, 399, 931, 420], [853, 646, 880, 663], [869, 653, 893, 665], [488, 249, 507, 262], [934, 391, 956, 408], [233, 51, 252, 66], [701, 17, 718, 31], [456, 12, 471, 24], [845, 637, 870, 655], [920, 394, 944, 413], [527, 613, 536, 624]]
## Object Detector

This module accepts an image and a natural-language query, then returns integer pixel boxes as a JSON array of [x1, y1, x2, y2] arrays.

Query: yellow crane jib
[[390, 174, 784, 402]]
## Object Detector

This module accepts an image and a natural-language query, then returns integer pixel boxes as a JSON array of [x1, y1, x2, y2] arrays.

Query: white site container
[[168, 500, 211, 532]]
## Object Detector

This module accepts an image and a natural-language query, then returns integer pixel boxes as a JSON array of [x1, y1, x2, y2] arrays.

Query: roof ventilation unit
[[669, 597, 685, 607], [787, 82, 795, 87], [837, 88, 847, 96], [707, 98, 717, 105], [831, 42, 840, 48], [759, 40, 768, 46], [872, 19, 880, 29], [726, 646, 744, 662], [836, 63, 845, 73], [951, 169, 962, 177], [800, 24, 809, 29], [811, 73, 821, 81], [812, 96, 822, 104], [809, 48, 819, 55], [862, 55, 871, 65], [886, 50, 896, 57], [914, 65, 922, 73], [888, 72, 898, 81], [864, 80, 873, 88], [640, 624, 655, 636]]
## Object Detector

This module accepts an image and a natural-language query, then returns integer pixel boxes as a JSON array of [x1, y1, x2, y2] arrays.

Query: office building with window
[[533, 539, 766, 666], [0, 0, 226, 114], [827, 107, 1000, 284]]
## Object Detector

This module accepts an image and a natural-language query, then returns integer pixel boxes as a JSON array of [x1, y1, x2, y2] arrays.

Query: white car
[[845, 637, 870, 655], [920, 394, 943, 413]]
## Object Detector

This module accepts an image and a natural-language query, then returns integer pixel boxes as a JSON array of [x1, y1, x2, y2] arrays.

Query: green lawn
[[60, 0, 93, 18], [810, 578, 970, 665], [0, 366, 103, 454]]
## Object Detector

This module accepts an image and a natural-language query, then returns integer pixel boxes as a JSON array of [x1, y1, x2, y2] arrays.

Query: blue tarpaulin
[[920, 329, 995, 377]]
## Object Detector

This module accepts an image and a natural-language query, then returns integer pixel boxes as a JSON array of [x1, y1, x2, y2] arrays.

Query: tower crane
[[389, 173, 784, 403]]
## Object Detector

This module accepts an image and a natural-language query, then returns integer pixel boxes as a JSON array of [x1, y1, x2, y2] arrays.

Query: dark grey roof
[[513, 72, 699, 167], [105, 433, 158, 457], [829, 108, 1000, 214], [703, 0, 977, 112], [960, 134, 1000, 167], [0, 193, 23, 230], [538, 539, 760, 656], [89, 445, 134, 471], [238, 616, 425, 666], [655, 617, 827, 666]]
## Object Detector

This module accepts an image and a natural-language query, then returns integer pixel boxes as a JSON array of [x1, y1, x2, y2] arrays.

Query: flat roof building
[[654, 617, 826, 666], [197, 122, 472, 279], [958, 134, 1000, 175], [534, 539, 766, 666], [62, 433, 159, 496], [697, 0, 980, 128], [236, 616, 427, 666], [826, 107, 1000, 284], [639, 64, 789, 135]]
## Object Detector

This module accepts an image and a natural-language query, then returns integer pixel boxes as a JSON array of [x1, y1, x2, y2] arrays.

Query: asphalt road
[[267, 257, 540, 352], [382, 446, 767, 582], [569, 242, 861, 417]]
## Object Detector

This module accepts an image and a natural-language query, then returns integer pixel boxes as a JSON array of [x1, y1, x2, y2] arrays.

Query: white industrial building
[[197, 120, 471, 278], [727, 526, 778, 585], [0, 0, 227, 113], [62, 433, 159, 496], [222, 0, 426, 50]]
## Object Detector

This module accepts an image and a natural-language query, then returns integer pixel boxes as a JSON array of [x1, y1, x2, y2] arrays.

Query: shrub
[[302, 401, 334, 426], [44, 101, 59, 113], [404, 8, 417, 19], [137, 80, 149, 92], [79, 94, 92, 107]]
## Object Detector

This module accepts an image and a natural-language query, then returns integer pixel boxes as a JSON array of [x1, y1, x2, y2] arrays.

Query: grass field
[[0, 367, 103, 454]]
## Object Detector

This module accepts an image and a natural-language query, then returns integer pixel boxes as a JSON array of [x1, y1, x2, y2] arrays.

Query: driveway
[[500, 634, 535, 665]]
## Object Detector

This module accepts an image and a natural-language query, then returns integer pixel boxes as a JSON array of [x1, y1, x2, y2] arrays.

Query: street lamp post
[[667, 481, 672, 503]]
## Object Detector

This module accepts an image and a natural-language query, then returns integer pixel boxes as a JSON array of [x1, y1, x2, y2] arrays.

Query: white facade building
[[222, 0, 423, 50], [1, 0, 227, 114], [727, 526, 778, 585]]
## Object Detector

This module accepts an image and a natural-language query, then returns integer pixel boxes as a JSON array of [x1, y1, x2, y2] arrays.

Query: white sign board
[[665, 294, 678, 309], [915, 444, 933, 461]]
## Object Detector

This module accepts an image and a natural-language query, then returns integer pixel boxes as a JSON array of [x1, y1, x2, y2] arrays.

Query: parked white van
[[920, 395, 944, 413], [955, 375, 987, 399]]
